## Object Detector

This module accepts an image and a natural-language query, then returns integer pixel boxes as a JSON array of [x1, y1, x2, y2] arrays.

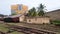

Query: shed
[[4, 14, 25, 22]]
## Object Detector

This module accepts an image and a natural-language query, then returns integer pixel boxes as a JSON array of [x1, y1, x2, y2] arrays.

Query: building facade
[[26, 17, 50, 24], [11, 4, 28, 15]]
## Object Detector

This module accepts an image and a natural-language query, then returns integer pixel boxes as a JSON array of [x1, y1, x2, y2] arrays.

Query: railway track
[[6, 24, 56, 34], [0, 22, 56, 34]]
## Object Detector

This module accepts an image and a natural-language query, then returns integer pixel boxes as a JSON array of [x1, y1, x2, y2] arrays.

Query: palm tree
[[38, 3, 45, 16]]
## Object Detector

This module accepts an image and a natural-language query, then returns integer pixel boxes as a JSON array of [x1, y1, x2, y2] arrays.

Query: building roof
[[46, 9, 60, 13], [45, 9, 60, 20], [5, 14, 22, 18]]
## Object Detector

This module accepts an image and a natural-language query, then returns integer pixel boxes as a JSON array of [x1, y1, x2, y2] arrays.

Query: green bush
[[52, 20, 60, 26]]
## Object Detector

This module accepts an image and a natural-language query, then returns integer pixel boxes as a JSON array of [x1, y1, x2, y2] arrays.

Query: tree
[[28, 7, 37, 17], [11, 13, 17, 15], [28, 9, 32, 16], [31, 7, 37, 16], [38, 10, 45, 16], [38, 3, 45, 16]]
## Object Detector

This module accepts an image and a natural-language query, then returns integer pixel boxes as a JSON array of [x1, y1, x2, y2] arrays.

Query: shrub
[[52, 20, 60, 26]]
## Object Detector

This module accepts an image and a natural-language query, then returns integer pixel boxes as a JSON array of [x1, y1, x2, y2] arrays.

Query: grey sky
[[0, 0, 60, 15]]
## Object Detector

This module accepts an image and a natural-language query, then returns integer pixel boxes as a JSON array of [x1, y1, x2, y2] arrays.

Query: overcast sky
[[0, 0, 60, 15]]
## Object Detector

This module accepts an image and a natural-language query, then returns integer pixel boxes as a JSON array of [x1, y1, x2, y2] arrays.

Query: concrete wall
[[45, 9, 60, 20], [19, 15, 25, 22], [26, 17, 50, 24]]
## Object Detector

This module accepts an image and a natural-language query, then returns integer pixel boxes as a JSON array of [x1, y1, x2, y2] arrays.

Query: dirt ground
[[0, 21, 60, 34], [6, 22, 60, 33]]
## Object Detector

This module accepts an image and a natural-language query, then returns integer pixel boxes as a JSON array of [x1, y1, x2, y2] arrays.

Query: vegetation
[[11, 13, 17, 15], [52, 20, 60, 26], [10, 31, 24, 34], [37, 4, 45, 16], [0, 23, 24, 34], [0, 24, 9, 32], [28, 3, 45, 17], [28, 7, 37, 17], [32, 7, 37, 16]]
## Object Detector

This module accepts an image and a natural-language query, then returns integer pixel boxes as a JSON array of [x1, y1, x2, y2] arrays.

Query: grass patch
[[0, 23, 9, 32], [52, 20, 60, 25], [10, 31, 24, 34], [0, 23, 25, 34]]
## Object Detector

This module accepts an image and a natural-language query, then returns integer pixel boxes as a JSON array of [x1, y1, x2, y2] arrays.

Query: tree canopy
[[38, 3, 45, 16], [28, 3, 46, 17], [28, 7, 37, 17]]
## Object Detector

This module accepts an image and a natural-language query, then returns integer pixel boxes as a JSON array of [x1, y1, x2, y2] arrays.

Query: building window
[[18, 5, 22, 10]]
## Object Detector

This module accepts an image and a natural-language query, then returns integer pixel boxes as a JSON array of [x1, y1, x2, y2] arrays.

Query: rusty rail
[[0, 22, 56, 34], [7, 24, 56, 34]]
